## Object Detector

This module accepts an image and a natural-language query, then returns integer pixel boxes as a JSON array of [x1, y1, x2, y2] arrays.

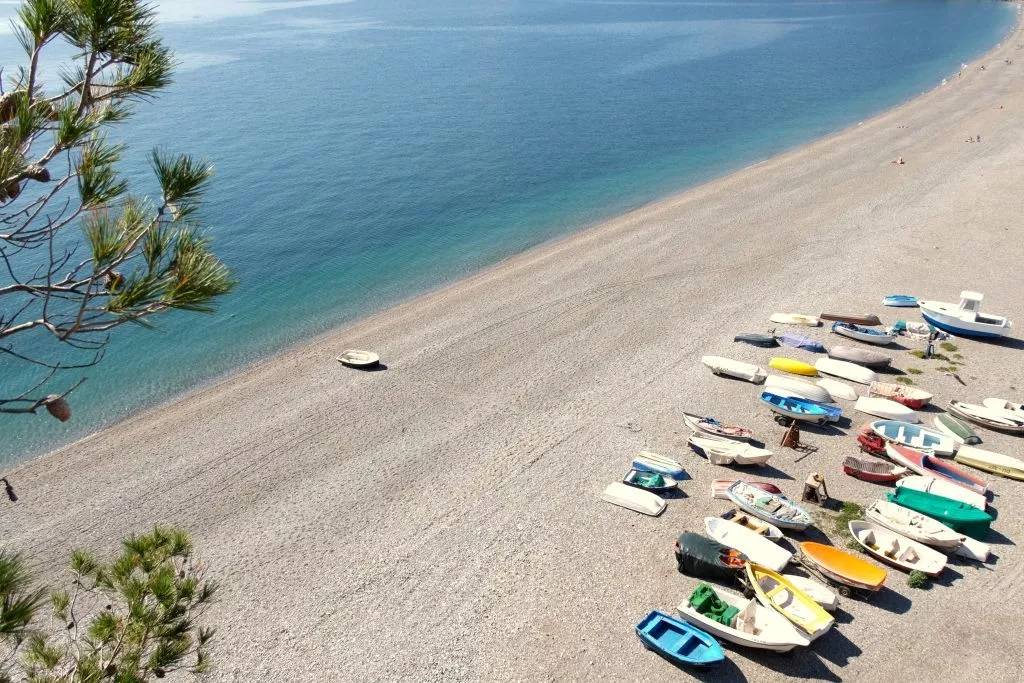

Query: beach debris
[[891, 156, 905, 165], [1, 477, 17, 502], [44, 395, 72, 422], [801, 473, 830, 507]]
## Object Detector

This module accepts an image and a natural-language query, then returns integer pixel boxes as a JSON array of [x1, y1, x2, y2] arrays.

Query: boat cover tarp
[[675, 533, 744, 581], [688, 583, 739, 626], [634, 472, 665, 488], [778, 333, 825, 352]]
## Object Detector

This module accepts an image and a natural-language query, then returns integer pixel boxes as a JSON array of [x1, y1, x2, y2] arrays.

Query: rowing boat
[[710, 479, 782, 500], [688, 435, 773, 466], [848, 520, 946, 577], [726, 481, 812, 531], [882, 295, 918, 307], [816, 378, 858, 401], [827, 345, 892, 368], [769, 313, 820, 326], [765, 375, 833, 403], [734, 332, 779, 348], [705, 517, 792, 572], [683, 412, 753, 441], [886, 488, 993, 541], [815, 358, 878, 384], [746, 564, 834, 639], [820, 313, 882, 326], [632, 451, 686, 478], [831, 322, 895, 346], [886, 444, 988, 497], [635, 611, 725, 667], [981, 397, 1024, 420], [768, 357, 818, 377], [869, 382, 933, 410], [842, 456, 907, 483], [947, 400, 1024, 434], [760, 392, 838, 424], [602, 482, 666, 516], [701, 356, 768, 384], [871, 420, 956, 456], [954, 444, 1024, 481], [677, 584, 810, 653], [855, 396, 919, 423], [864, 500, 963, 549], [933, 413, 982, 445], [721, 509, 785, 541], [799, 542, 887, 593], [896, 475, 987, 511]]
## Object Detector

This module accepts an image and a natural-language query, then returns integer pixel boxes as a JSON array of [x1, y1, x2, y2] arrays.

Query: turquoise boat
[[886, 488, 993, 541], [635, 610, 725, 668]]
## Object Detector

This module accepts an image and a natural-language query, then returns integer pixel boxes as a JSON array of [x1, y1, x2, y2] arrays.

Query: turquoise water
[[0, 0, 1016, 464]]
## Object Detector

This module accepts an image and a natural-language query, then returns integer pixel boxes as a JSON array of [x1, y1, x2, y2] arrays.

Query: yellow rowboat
[[954, 445, 1024, 481], [745, 563, 834, 639], [768, 358, 819, 377]]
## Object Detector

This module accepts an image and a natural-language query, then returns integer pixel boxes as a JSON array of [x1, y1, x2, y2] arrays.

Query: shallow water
[[0, 0, 1015, 464]]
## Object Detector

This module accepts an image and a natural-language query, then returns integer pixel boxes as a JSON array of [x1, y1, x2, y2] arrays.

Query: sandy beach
[[5, 21, 1024, 682]]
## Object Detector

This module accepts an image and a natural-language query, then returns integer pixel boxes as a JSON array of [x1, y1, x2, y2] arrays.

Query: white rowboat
[[764, 375, 833, 403], [954, 445, 1024, 481], [855, 396, 919, 423], [701, 356, 768, 384], [849, 521, 946, 577], [336, 349, 381, 367], [982, 398, 1024, 420], [816, 378, 858, 401], [770, 313, 820, 326], [871, 420, 956, 456], [897, 476, 987, 511], [947, 400, 1024, 434], [864, 500, 963, 549], [677, 586, 811, 653], [688, 435, 773, 466], [814, 358, 878, 385], [705, 517, 793, 572], [601, 482, 665, 516]]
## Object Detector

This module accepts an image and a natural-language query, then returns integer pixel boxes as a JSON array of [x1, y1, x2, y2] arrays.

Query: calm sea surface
[[0, 0, 1016, 464]]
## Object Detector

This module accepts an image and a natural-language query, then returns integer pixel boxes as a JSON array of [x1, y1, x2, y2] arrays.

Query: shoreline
[[5, 17, 1024, 683], [8, 9, 1019, 470]]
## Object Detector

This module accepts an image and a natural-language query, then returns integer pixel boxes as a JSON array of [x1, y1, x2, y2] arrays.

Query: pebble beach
[[4, 21, 1024, 683]]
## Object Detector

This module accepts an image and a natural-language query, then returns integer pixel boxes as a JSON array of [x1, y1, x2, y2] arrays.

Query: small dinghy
[[820, 313, 882, 326], [633, 451, 685, 478], [336, 349, 381, 368], [918, 291, 1012, 338], [799, 542, 887, 593], [855, 396, 919, 423], [768, 357, 818, 377], [842, 456, 908, 484], [734, 332, 778, 348], [948, 400, 1024, 434], [816, 378, 858, 401], [602, 482, 666, 516], [705, 517, 792, 572], [677, 584, 810, 653], [776, 332, 826, 352], [933, 413, 982, 445], [814, 358, 878, 385], [827, 345, 892, 368], [955, 444, 1024, 481], [896, 474, 987, 511], [765, 375, 833, 403], [955, 535, 991, 563], [726, 481, 812, 531], [623, 468, 677, 492], [865, 500, 964, 549], [882, 295, 918, 308], [981, 397, 1024, 420], [869, 382, 933, 410], [887, 488, 992, 540], [848, 521, 946, 577], [688, 435, 773, 466], [871, 420, 956, 456], [721, 509, 784, 541], [701, 356, 767, 384], [886, 444, 988, 497], [746, 564, 834, 639], [760, 392, 838, 424], [683, 412, 752, 441], [635, 610, 724, 668], [674, 532, 749, 580], [831, 322, 895, 346], [711, 479, 782, 500], [769, 313, 820, 326]]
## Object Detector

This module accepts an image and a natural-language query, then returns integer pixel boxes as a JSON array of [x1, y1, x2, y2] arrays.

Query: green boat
[[933, 414, 981, 446], [886, 488, 992, 540]]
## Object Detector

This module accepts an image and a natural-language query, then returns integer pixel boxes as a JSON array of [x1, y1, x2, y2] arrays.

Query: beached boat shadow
[[661, 488, 689, 501], [983, 527, 1014, 546], [970, 336, 1024, 351], [657, 654, 748, 682], [347, 362, 389, 372], [737, 636, 851, 682], [931, 566, 964, 587], [734, 463, 794, 481], [866, 585, 912, 615]]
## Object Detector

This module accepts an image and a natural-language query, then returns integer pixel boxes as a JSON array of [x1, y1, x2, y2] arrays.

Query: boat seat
[[899, 547, 919, 563]]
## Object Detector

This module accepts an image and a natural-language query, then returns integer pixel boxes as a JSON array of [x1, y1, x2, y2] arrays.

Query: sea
[[0, 0, 1016, 465]]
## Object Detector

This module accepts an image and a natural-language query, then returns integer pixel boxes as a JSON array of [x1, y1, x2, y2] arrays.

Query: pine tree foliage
[[0, 0, 236, 419], [0, 527, 216, 682]]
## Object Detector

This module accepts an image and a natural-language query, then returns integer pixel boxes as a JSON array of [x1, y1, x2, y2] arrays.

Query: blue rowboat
[[882, 295, 918, 307], [635, 610, 725, 668], [759, 391, 836, 424]]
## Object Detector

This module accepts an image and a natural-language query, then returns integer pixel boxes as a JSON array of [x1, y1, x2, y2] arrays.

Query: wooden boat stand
[[802, 473, 830, 507]]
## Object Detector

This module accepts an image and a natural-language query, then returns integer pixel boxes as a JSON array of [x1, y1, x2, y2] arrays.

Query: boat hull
[[919, 303, 1011, 338], [726, 481, 812, 531], [848, 521, 946, 577], [856, 397, 918, 423], [768, 357, 818, 377], [954, 445, 1024, 481], [677, 587, 810, 653], [865, 500, 963, 549], [746, 564, 834, 639], [815, 358, 878, 385], [887, 488, 993, 541], [799, 542, 887, 592], [635, 611, 725, 667]]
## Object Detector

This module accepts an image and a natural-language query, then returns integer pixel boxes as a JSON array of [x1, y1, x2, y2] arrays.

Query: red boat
[[857, 426, 887, 457], [885, 443, 988, 496], [842, 456, 908, 484]]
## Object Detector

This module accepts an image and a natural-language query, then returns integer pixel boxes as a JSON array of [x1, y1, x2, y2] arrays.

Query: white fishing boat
[[848, 521, 946, 577], [701, 356, 768, 384], [947, 400, 1024, 434], [831, 322, 896, 346], [721, 509, 785, 541], [677, 586, 811, 653], [688, 435, 773, 466], [770, 313, 820, 326], [336, 349, 381, 367], [784, 575, 839, 612], [601, 482, 665, 516], [855, 396, 919, 423], [727, 481, 813, 531], [705, 518, 793, 572], [918, 291, 1013, 338], [955, 535, 991, 563], [814, 358, 878, 385], [981, 398, 1024, 420], [816, 378, 858, 401], [954, 444, 1024, 481], [871, 420, 956, 456], [864, 500, 963, 549], [765, 375, 833, 403], [896, 476, 987, 511]]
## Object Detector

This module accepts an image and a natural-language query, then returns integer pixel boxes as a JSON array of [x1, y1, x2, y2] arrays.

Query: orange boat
[[799, 542, 887, 595]]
